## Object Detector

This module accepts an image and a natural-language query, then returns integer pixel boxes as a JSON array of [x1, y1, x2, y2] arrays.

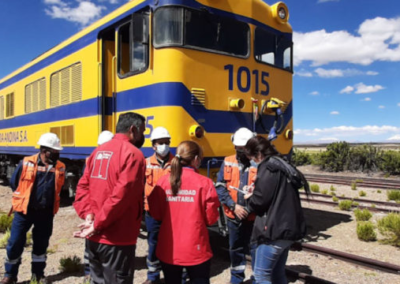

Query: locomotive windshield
[[254, 27, 293, 72], [154, 7, 250, 57]]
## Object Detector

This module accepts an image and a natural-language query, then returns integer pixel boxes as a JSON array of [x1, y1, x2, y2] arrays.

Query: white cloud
[[44, 0, 66, 5], [98, 0, 120, 3], [340, 83, 384, 94], [310, 91, 319, 96], [318, 137, 339, 142], [387, 134, 400, 141], [398, 103, 400, 107], [294, 125, 400, 138], [340, 86, 354, 94], [354, 83, 384, 94], [295, 70, 313, 77], [293, 17, 400, 66], [45, 1, 106, 26], [379, 105, 385, 109], [361, 97, 371, 102], [314, 68, 379, 78], [330, 111, 340, 115]]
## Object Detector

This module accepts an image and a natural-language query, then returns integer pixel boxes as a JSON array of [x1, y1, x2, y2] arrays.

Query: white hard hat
[[150, 127, 171, 141], [37, 133, 63, 150], [97, 130, 114, 145], [232, 128, 255, 146]]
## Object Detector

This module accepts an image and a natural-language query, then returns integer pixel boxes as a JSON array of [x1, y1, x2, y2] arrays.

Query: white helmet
[[37, 133, 63, 150], [150, 127, 171, 141], [232, 128, 255, 146], [97, 130, 114, 145]]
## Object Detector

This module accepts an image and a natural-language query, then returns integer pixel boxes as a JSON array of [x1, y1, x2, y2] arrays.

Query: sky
[[0, 0, 399, 144]]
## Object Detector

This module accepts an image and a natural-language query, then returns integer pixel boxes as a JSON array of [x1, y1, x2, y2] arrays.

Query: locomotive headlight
[[278, 7, 286, 19], [285, 129, 293, 140], [272, 2, 289, 24], [189, 125, 204, 139]]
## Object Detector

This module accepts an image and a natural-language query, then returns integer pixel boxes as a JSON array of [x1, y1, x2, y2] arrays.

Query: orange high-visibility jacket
[[223, 155, 257, 220], [12, 154, 65, 215], [144, 153, 174, 211]]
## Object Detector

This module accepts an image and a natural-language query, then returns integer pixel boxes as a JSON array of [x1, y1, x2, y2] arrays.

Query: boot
[[0, 276, 17, 284]]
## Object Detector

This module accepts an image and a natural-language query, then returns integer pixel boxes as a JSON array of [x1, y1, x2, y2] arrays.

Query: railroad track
[[300, 192, 400, 213], [304, 174, 400, 190]]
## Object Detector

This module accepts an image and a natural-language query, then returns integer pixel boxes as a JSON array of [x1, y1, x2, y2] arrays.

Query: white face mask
[[156, 144, 169, 157], [250, 160, 259, 168]]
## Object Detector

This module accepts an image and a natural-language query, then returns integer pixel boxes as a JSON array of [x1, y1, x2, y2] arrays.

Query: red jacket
[[148, 167, 220, 266], [74, 134, 146, 245]]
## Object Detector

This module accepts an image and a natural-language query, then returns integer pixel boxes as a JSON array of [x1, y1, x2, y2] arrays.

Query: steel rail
[[299, 243, 400, 274], [300, 192, 400, 208], [300, 198, 399, 213]]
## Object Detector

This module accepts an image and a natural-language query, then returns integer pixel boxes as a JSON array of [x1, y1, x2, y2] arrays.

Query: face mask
[[250, 160, 259, 168], [156, 144, 169, 157], [134, 133, 145, 149], [236, 149, 249, 165], [48, 152, 60, 164]]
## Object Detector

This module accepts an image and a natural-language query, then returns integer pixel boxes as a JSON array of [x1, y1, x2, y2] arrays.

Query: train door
[[99, 28, 116, 133]]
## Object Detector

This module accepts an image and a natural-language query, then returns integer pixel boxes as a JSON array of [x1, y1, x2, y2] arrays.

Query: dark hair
[[244, 136, 279, 160], [169, 141, 203, 196], [116, 112, 145, 134]]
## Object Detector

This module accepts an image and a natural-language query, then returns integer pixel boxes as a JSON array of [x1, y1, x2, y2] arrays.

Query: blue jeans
[[5, 209, 54, 278], [145, 211, 162, 281], [227, 219, 255, 284], [253, 240, 293, 284]]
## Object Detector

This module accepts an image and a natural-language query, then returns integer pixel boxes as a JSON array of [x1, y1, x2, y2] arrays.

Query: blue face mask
[[250, 160, 259, 168]]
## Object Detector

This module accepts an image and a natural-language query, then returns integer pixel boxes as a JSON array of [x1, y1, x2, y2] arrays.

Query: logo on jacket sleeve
[[91, 151, 113, 180]]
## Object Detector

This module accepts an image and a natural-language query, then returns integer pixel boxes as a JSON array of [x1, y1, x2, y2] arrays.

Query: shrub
[[352, 201, 359, 206], [351, 182, 357, 191], [347, 145, 381, 172], [59, 256, 83, 273], [338, 200, 353, 211], [330, 192, 336, 196], [25, 232, 32, 247], [310, 184, 320, 193], [0, 230, 11, 248], [377, 213, 400, 247], [321, 189, 328, 195], [359, 191, 367, 197], [332, 196, 339, 202], [354, 209, 372, 221], [292, 149, 313, 166], [377, 190, 382, 194], [0, 215, 13, 233], [387, 190, 400, 202], [330, 185, 336, 192], [319, 141, 350, 172], [379, 150, 400, 175], [357, 222, 377, 242]]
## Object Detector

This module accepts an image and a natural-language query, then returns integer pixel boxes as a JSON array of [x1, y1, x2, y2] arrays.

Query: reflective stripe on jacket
[[12, 154, 65, 215], [144, 153, 173, 211], [223, 155, 257, 220]]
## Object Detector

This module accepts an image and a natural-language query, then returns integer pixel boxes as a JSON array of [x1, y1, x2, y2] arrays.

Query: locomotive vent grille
[[50, 125, 74, 145], [0, 96, 4, 120], [191, 88, 206, 106], [25, 78, 46, 113], [50, 62, 82, 107]]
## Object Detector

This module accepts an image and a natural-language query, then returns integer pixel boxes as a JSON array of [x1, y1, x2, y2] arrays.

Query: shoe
[[0, 277, 17, 284]]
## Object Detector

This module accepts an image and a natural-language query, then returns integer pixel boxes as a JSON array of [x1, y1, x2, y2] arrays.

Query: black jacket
[[247, 156, 307, 244]]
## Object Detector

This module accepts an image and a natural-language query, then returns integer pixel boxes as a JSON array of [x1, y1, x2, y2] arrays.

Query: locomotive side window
[[255, 27, 293, 72], [0, 96, 4, 120], [154, 7, 249, 58], [6, 92, 14, 118], [25, 78, 46, 114], [118, 11, 149, 77]]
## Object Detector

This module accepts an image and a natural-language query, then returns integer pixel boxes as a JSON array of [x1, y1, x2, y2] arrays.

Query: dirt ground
[[0, 167, 399, 284]]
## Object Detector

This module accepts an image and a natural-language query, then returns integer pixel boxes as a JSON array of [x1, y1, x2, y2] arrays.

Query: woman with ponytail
[[148, 141, 220, 284]]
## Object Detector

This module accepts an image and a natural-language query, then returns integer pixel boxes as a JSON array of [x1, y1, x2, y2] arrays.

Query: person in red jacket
[[148, 141, 220, 284], [143, 126, 174, 284], [73, 112, 146, 284]]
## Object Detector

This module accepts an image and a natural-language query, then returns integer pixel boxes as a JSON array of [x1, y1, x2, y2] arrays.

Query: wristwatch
[[229, 203, 236, 211]]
